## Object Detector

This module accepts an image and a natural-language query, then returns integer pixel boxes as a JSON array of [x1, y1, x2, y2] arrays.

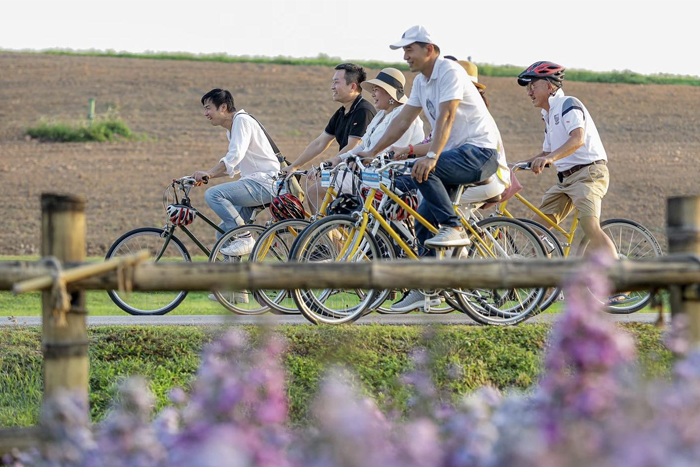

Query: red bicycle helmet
[[167, 204, 197, 226], [384, 190, 419, 221], [269, 193, 306, 221], [517, 61, 565, 87], [360, 186, 384, 210]]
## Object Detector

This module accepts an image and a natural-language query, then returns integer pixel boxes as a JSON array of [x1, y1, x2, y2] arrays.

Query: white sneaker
[[390, 290, 441, 312], [424, 226, 471, 248], [208, 292, 249, 304], [234, 291, 249, 304], [220, 235, 255, 256]]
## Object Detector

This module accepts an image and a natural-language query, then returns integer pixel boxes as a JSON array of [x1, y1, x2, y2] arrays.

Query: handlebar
[[175, 176, 208, 186], [510, 161, 551, 172], [510, 162, 532, 171]]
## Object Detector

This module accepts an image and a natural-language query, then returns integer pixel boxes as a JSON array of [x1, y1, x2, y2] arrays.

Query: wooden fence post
[[41, 194, 89, 405], [667, 196, 700, 343]]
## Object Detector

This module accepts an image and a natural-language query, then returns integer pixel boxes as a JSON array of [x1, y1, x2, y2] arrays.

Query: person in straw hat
[[320, 67, 425, 195]]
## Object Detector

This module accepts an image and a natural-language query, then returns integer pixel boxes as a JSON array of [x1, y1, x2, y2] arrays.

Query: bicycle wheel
[[580, 218, 663, 313], [452, 217, 547, 325], [106, 227, 190, 315], [517, 218, 566, 312], [290, 214, 379, 324], [209, 224, 268, 315], [249, 218, 309, 314]]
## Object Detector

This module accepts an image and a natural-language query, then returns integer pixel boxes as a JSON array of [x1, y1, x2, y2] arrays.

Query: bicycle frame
[[342, 182, 510, 262], [496, 192, 579, 257]]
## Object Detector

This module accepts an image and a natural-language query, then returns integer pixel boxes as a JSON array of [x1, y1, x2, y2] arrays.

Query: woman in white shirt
[[321, 68, 424, 198]]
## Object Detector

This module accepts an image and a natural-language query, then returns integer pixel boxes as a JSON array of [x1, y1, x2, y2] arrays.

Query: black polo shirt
[[324, 95, 376, 150]]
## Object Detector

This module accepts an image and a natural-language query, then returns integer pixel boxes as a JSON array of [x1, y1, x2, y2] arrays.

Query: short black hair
[[415, 42, 441, 55], [201, 89, 235, 112], [334, 63, 367, 89]]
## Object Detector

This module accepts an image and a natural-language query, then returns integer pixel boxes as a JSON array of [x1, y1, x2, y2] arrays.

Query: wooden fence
[[0, 193, 699, 456]]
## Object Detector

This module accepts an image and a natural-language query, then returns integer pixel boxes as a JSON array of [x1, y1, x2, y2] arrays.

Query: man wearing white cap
[[357, 25, 502, 249]]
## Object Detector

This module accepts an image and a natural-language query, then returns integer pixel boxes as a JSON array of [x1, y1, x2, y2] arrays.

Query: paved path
[[1, 313, 669, 327]]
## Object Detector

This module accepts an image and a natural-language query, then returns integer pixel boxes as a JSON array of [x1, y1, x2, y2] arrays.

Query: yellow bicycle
[[288, 157, 549, 325], [495, 162, 663, 313]]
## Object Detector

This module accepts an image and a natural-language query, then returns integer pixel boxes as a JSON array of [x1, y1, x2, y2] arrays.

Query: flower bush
[[5, 257, 699, 467]]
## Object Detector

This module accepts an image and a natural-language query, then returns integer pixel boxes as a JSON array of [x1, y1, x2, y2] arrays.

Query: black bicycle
[[105, 177, 271, 315]]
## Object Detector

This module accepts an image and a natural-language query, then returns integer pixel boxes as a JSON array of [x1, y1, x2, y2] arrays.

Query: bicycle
[[288, 156, 548, 325], [105, 176, 273, 315], [495, 162, 663, 313]]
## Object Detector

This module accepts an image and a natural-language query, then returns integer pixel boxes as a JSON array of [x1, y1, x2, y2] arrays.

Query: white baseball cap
[[389, 25, 436, 50]]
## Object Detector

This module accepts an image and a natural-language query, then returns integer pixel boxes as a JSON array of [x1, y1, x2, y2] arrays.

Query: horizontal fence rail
[[2, 255, 700, 293]]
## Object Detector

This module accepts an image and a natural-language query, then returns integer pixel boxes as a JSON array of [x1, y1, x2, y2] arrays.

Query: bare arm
[[427, 100, 459, 157], [338, 136, 362, 155], [410, 100, 460, 182], [286, 132, 336, 171], [530, 128, 584, 174], [193, 161, 228, 183]]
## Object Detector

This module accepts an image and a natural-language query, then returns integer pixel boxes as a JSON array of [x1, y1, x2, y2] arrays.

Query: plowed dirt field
[[1, 53, 699, 255]]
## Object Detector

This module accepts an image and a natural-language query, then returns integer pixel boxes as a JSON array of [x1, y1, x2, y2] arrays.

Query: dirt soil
[[1, 52, 699, 255]]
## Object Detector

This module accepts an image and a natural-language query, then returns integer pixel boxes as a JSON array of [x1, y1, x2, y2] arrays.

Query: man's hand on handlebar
[[389, 145, 410, 160], [192, 171, 210, 186], [530, 156, 553, 175]]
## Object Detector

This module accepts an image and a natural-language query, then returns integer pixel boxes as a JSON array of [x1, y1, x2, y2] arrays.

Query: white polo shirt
[[542, 89, 607, 172], [342, 107, 425, 159], [222, 110, 281, 188], [406, 57, 500, 151]]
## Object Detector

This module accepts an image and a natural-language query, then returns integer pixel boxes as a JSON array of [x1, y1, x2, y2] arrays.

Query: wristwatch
[[426, 151, 438, 160]]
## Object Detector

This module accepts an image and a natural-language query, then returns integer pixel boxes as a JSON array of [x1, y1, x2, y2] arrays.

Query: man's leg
[[578, 217, 618, 258], [417, 145, 498, 246], [205, 180, 255, 238], [205, 179, 274, 255]]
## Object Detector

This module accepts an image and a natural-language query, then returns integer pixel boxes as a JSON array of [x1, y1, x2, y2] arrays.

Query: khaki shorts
[[539, 164, 609, 223]]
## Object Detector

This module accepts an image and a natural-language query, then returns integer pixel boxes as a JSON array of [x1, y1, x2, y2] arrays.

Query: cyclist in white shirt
[[356, 25, 502, 250], [192, 89, 280, 256], [515, 61, 617, 259]]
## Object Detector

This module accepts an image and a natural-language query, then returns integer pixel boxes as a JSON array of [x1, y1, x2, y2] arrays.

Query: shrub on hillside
[[26, 119, 138, 143], [7, 257, 699, 466]]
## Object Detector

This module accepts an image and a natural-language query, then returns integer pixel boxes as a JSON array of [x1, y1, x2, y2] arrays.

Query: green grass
[[26, 118, 143, 143], [6, 49, 699, 86], [0, 324, 674, 427]]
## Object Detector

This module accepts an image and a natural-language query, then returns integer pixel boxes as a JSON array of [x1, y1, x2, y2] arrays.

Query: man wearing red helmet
[[516, 61, 617, 258]]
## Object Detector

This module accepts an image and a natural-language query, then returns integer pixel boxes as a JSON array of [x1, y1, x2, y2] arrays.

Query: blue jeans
[[396, 144, 498, 255], [204, 178, 275, 238]]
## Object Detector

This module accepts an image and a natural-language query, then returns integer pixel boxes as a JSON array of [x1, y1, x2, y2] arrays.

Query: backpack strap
[[239, 112, 286, 164]]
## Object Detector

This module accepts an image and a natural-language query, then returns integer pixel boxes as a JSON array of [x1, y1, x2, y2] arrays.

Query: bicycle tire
[[517, 218, 566, 312], [209, 224, 269, 315], [289, 214, 379, 324], [249, 218, 310, 315], [106, 227, 190, 315], [580, 218, 663, 313], [452, 217, 547, 325]]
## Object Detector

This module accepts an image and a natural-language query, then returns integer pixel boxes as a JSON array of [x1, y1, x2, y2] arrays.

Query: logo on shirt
[[554, 114, 560, 125], [426, 99, 436, 121]]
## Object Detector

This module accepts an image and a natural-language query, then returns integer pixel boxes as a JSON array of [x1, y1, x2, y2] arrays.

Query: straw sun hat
[[361, 68, 408, 104], [457, 60, 486, 90]]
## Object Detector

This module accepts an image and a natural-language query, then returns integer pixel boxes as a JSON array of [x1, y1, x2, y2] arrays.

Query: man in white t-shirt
[[515, 61, 617, 259], [192, 88, 280, 256], [357, 25, 502, 250]]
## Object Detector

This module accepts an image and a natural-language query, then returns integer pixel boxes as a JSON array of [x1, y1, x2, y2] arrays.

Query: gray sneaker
[[390, 290, 441, 312], [424, 226, 471, 248]]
